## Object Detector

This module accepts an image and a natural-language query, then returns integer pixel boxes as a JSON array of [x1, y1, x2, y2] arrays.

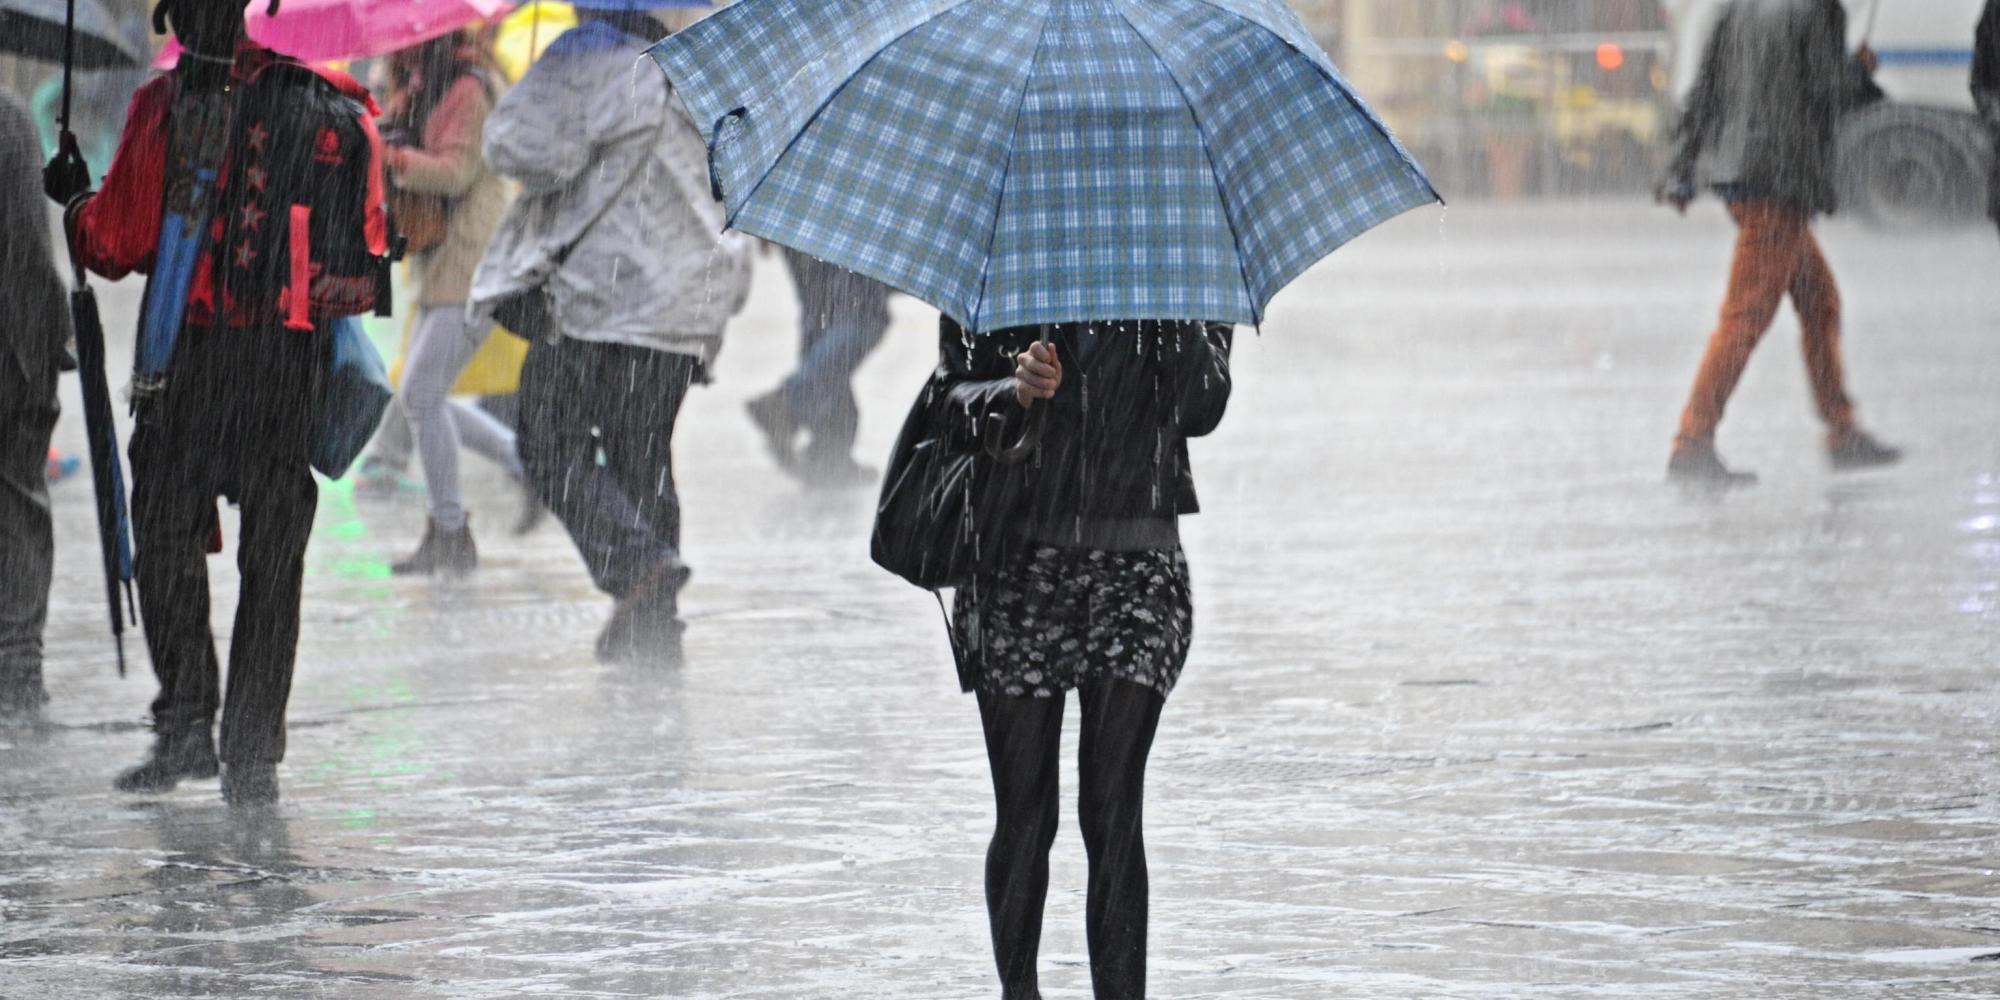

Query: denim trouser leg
[[403, 305, 521, 529], [780, 249, 892, 461]]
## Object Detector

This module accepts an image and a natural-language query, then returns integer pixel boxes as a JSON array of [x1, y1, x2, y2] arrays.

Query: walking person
[[1, 86, 74, 723], [53, 0, 390, 804], [745, 250, 892, 488], [1976, 0, 2000, 238], [934, 319, 1231, 999], [376, 32, 521, 575], [469, 1, 750, 663], [1660, 0, 1901, 489]]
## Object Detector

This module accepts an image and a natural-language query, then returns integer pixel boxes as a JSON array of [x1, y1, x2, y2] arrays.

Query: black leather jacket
[[931, 317, 1233, 548]]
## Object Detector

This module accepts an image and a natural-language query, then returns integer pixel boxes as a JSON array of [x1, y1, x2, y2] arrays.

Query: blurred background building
[[1, 0, 1991, 228], [1298, 0, 1989, 228]]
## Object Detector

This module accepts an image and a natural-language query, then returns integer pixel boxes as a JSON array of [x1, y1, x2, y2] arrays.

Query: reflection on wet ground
[[5, 203, 1998, 997]]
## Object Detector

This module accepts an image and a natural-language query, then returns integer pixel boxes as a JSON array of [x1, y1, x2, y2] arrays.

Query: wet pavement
[[5, 201, 1999, 998]]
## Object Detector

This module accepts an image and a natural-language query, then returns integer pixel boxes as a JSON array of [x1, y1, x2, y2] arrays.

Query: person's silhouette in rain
[[1660, 0, 1901, 489], [52, 0, 390, 804]]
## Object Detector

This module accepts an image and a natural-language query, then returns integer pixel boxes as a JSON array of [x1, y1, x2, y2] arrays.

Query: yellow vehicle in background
[[1325, 0, 1676, 198]]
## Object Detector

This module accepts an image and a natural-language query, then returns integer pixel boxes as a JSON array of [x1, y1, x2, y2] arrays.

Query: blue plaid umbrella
[[649, 0, 1439, 332]]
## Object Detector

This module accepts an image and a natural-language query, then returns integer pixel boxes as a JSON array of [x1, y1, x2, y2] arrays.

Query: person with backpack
[[47, 0, 390, 804], [1658, 0, 1899, 489], [376, 32, 522, 576], [1, 86, 73, 724], [469, 2, 750, 664]]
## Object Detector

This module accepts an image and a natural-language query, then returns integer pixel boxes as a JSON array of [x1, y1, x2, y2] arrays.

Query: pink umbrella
[[154, 0, 513, 69]]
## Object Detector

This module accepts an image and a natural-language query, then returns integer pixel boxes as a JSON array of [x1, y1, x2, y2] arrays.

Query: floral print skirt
[[952, 545, 1192, 699]]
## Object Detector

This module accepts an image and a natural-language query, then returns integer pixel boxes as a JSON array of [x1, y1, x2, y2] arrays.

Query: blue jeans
[[780, 249, 892, 463], [400, 306, 521, 530]]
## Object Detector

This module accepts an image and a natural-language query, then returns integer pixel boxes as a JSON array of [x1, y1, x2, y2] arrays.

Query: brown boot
[[392, 516, 478, 576]]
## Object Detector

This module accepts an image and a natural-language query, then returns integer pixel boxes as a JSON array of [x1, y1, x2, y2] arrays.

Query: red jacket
[[72, 42, 388, 327]]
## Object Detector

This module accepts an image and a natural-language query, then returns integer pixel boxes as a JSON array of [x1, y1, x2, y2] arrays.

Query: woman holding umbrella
[[657, 2, 1438, 995], [941, 318, 1232, 998]]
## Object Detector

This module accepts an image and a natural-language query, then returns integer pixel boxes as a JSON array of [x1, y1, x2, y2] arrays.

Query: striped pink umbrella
[[154, 0, 514, 68]]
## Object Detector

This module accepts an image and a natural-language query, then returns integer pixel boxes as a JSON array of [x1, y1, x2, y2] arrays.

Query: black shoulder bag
[[871, 335, 1047, 591]]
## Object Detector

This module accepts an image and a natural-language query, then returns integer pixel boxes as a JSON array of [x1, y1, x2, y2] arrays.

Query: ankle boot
[[392, 516, 478, 576], [115, 729, 220, 793]]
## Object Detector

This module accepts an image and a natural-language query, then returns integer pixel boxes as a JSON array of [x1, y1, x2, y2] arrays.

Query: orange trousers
[[1675, 200, 1856, 448]]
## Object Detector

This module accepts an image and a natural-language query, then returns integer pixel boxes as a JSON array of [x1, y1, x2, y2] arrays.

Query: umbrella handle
[[59, 190, 89, 289], [1848, 0, 1880, 45], [988, 324, 1053, 465]]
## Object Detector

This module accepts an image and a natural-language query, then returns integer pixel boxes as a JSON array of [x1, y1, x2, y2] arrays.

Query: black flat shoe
[[1667, 443, 1758, 492], [1829, 431, 1903, 471], [746, 390, 800, 472], [221, 762, 280, 806], [115, 730, 219, 794], [597, 559, 691, 664]]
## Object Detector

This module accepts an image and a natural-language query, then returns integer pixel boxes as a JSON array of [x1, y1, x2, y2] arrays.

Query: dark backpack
[[211, 58, 393, 329]]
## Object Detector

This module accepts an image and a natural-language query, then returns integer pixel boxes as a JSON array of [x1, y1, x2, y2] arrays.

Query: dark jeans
[[979, 680, 1163, 1000], [0, 368, 59, 708], [131, 325, 324, 763], [517, 337, 697, 598], [780, 249, 891, 462]]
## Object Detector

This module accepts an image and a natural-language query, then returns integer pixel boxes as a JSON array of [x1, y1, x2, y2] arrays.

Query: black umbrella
[[0, 0, 141, 69], [52, 0, 137, 673]]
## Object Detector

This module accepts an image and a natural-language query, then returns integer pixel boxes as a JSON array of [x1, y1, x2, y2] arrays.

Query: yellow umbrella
[[493, 1, 575, 81]]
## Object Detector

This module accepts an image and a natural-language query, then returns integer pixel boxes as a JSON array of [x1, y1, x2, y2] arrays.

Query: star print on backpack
[[212, 57, 396, 331]]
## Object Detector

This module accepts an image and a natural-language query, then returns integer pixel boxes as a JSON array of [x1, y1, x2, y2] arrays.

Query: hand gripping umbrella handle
[[987, 324, 1052, 466]]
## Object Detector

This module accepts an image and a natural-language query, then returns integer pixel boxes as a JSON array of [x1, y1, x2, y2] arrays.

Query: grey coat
[[1664, 0, 1882, 214], [1, 88, 72, 393], [468, 21, 750, 364]]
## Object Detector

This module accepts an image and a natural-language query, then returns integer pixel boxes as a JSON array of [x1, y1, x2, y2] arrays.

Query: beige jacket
[[392, 73, 513, 307]]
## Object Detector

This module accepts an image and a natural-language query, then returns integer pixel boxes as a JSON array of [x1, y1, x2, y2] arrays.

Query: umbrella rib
[[720, 0, 991, 237], [967, 0, 1055, 333], [1107, 0, 1260, 325]]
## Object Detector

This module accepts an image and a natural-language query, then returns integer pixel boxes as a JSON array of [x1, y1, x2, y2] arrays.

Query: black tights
[[978, 680, 1164, 1000]]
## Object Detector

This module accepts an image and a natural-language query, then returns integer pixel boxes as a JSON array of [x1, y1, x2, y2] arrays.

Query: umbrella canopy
[[0, 0, 143, 68], [568, 0, 712, 9], [651, 0, 1440, 332], [155, 0, 514, 68], [492, 1, 576, 80]]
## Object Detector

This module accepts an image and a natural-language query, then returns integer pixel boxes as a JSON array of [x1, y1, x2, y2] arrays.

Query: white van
[[1665, 0, 1990, 227]]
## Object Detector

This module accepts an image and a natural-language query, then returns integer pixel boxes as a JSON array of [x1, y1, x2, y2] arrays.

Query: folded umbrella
[[48, 0, 135, 672], [0, 0, 141, 68], [62, 224, 137, 675], [650, 0, 1440, 332]]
